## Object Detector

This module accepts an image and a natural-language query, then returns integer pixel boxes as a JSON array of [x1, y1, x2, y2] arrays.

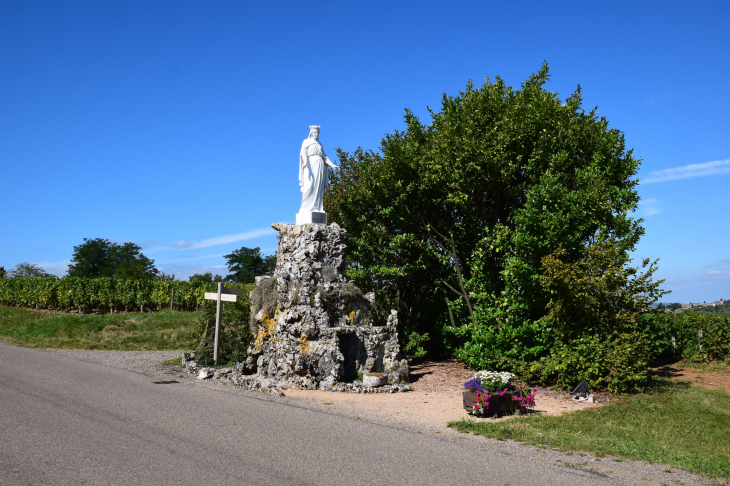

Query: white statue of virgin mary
[[296, 125, 338, 225]]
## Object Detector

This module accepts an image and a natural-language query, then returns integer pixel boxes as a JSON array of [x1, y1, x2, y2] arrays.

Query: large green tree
[[223, 246, 276, 284], [67, 238, 158, 279], [325, 64, 664, 390]]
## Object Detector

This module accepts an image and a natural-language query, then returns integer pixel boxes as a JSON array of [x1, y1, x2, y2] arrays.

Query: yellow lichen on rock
[[300, 334, 308, 355], [253, 313, 279, 349]]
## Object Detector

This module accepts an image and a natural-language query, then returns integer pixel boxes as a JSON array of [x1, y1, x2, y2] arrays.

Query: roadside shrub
[[194, 283, 256, 366], [446, 243, 667, 394]]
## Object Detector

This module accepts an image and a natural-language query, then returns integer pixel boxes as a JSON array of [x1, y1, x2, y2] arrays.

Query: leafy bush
[[323, 64, 666, 393], [403, 331, 430, 359], [193, 284, 256, 366], [445, 243, 667, 394]]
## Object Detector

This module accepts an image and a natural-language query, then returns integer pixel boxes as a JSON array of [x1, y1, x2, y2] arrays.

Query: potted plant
[[463, 371, 537, 416]]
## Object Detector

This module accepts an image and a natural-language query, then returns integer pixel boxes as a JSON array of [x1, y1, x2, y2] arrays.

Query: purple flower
[[463, 379, 485, 393]]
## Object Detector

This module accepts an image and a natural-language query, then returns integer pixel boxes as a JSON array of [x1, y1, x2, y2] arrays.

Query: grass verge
[[449, 381, 730, 480], [0, 305, 199, 350]]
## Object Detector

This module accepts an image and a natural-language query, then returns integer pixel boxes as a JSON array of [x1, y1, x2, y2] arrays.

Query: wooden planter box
[[463, 391, 518, 414]]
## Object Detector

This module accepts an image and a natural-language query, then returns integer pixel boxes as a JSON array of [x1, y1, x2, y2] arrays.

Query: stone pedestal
[[244, 222, 408, 390], [295, 210, 327, 225]]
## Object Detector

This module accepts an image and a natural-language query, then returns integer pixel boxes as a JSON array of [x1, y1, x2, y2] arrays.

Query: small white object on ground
[[197, 368, 213, 380]]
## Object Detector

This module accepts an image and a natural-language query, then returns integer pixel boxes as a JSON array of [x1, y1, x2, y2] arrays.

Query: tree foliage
[[223, 246, 276, 284], [68, 238, 158, 279], [189, 272, 224, 283], [8, 262, 49, 278], [325, 64, 665, 390]]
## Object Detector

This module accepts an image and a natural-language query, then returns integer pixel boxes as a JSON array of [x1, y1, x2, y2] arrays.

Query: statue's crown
[[309, 125, 321, 130]]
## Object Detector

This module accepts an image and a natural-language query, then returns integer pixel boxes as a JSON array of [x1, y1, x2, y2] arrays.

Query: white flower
[[474, 370, 514, 386]]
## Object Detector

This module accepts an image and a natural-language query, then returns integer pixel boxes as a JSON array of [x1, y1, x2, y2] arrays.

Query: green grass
[[0, 305, 200, 350], [449, 381, 730, 480]]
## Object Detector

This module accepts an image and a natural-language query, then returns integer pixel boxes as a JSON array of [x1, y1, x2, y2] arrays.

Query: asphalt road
[[0, 343, 622, 485]]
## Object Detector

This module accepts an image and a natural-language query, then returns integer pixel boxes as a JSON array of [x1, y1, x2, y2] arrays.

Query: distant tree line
[[656, 303, 683, 310], [1, 238, 276, 284]]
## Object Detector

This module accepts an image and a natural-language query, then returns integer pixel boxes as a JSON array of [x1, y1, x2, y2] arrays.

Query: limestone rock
[[197, 368, 214, 380], [244, 222, 408, 390]]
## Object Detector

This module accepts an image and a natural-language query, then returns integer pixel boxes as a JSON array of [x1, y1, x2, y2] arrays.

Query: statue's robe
[[299, 137, 329, 213]]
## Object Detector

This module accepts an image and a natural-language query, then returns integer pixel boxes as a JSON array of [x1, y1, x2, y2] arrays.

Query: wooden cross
[[204, 283, 243, 365]]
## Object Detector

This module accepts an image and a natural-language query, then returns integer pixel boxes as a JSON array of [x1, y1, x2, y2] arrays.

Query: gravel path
[[42, 348, 719, 485]]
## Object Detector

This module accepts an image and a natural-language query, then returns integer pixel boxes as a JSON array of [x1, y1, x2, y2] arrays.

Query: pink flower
[[473, 404, 478, 410], [477, 390, 481, 395]]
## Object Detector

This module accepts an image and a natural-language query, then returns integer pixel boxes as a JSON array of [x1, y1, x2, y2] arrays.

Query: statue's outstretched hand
[[325, 158, 340, 171]]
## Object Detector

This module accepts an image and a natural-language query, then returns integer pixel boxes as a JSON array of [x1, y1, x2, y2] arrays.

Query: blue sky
[[1, 0, 728, 303]]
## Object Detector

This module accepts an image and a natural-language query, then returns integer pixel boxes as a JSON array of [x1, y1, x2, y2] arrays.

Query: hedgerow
[[0, 277, 250, 313], [643, 310, 730, 363]]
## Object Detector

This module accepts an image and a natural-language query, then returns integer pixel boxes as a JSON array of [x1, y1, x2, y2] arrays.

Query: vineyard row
[[0, 277, 255, 312]]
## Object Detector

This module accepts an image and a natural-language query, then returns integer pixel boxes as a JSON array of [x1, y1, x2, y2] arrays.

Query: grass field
[[0, 305, 200, 350], [449, 381, 730, 480]]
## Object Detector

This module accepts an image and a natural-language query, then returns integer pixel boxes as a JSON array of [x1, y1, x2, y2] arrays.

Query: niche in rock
[[338, 332, 360, 380]]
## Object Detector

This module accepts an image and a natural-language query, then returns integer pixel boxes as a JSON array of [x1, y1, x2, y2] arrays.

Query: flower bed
[[462, 371, 536, 417]]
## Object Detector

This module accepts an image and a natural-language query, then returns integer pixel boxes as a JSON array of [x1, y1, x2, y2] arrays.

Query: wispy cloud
[[641, 198, 661, 216], [157, 253, 225, 263], [34, 260, 71, 277], [147, 227, 275, 253], [137, 240, 157, 249], [186, 228, 275, 250], [642, 159, 730, 184], [707, 269, 730, 276]]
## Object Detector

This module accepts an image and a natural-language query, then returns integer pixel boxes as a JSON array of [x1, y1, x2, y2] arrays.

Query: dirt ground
[[285, 360, 605, 431], [653, 361, 730, 394]]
